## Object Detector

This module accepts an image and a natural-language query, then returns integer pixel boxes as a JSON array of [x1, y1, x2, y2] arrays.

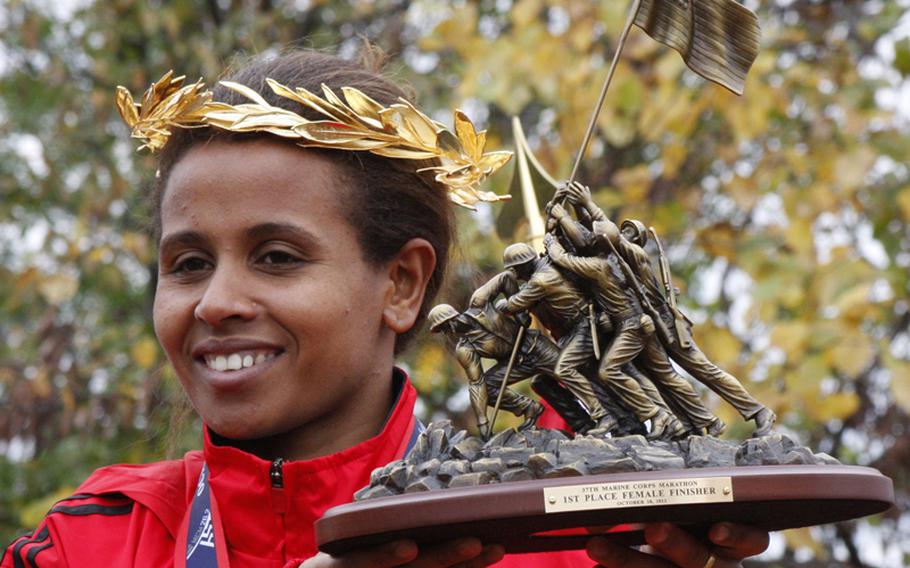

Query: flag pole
[[512, 118, 547, 251], [567, 0, 642, 185]]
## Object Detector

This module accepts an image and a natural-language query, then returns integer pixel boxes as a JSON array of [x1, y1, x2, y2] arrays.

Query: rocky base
[[355, 421, 839, 501]]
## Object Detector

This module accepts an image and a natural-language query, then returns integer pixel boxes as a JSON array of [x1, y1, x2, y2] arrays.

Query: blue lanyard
[[183, 463, 221, 568]]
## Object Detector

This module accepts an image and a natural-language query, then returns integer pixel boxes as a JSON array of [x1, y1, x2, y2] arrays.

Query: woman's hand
[[298, 538, 505, 568], [586, 522, 770, 568]]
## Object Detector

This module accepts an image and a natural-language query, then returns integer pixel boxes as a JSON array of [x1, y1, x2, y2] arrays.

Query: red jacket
[[3, 374, 591, 567]]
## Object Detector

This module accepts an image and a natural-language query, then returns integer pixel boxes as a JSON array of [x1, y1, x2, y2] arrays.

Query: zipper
[[269, 457, 288, 557], [270, 458, 287, 516], [270, 458, 285, 488]]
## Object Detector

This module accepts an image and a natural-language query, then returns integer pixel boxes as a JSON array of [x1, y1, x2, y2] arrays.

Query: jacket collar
[[199, 368, 417, 562]]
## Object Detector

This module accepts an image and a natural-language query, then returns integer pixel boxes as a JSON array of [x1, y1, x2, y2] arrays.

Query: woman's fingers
[[708, 523, 770, 558], [403, 538, 484, 567], [299, 540, 418, 567], [586, 536, 670, 567], [585, 537, 660, 568], [644, 523, 720, 568], [449, 544, 506, 568], [588, 523, 770, 568], [300, 538, 503, 568]]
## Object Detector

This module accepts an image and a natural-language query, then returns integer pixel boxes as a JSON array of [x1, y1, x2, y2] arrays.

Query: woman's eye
[[173, 257, 211, 273], [259, 250, 302, 266]]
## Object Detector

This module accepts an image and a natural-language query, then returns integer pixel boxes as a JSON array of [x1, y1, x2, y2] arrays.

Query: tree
[[1, 1, 907, 565]]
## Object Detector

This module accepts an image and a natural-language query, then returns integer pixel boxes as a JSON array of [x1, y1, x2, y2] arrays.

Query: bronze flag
[[633, 0, 760, 95]]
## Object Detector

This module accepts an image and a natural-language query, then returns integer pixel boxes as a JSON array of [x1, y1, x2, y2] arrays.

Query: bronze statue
[[424, 0, 767, 443], [543, 232, 722, 437], [432, 181, 780, 441], [556, 182, 776, 436], [469, 243, 620, 434], [428, 302, 592, 438]]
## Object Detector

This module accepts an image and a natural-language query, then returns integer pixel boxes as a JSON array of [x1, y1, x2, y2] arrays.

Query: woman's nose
[[193, 268, 258, 327]]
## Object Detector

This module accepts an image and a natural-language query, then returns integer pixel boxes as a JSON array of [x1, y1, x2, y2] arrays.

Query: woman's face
[[153, 139, 400, 458]]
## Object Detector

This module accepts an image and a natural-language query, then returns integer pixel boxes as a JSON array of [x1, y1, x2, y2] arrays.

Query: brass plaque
[[543, 476, 734, 513]]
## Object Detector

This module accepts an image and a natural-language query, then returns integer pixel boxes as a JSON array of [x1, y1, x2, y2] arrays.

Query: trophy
[[316, 0, 895, 554]]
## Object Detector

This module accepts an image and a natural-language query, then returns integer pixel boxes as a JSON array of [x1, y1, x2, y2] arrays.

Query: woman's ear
[[382, 238, 437, 334]]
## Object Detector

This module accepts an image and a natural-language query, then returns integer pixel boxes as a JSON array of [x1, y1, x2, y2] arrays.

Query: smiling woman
[[2, 48, 769, 568], [155, 140, 415, 460]]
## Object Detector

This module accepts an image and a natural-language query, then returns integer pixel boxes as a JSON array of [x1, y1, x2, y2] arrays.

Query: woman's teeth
[[204, 351, 276, 372]]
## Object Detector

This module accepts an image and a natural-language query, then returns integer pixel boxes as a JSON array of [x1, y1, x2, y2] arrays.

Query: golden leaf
[[225, 108, 308, 132], [454, 110, 480, 161], [115, 86, 140, 127], [220, 80, 271, 107], [376, 147, 439, 160], [436, 129, 465, 159], [477, 151, 513, 173], [293, 121, 378, 142], [341, 87, 385, 124], [391, 102, 440, 149], [116, 72, 511, 208], [265, 79, 316, 109]]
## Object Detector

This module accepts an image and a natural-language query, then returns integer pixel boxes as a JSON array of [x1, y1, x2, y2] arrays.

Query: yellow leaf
[[786, 356, 828, 398], [885, 355, 910, 414], [782, 527, 826, 559], [512, 0, 543, 29], [661, 141, 687, 177], [809, 392, 860, 422], [32, 367, 52, 398], [698, 223, 737, 260], [123, 232, 152, 264], [38, 273, 79, 305], [769, 321, 811, 360], [613, 166, 651, 203], [834, 283, 873, 321], [601, 115, 637, 148], [783, 217, 813, 259], [131, 337, 159, 370], [725, 176, 760, 210], [692, 325, 742, 369], [87, 246, 111, 264], [897, 186, 910, 221], [808, 182, 838, 212], [21, 487, 76, 528], [834, 147, 876, 196], [412, 343, 448, 393], [827, 335, 875, 378]]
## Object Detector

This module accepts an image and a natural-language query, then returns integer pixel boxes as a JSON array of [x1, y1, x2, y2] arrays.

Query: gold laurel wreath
[[115, 71, 511, 209]]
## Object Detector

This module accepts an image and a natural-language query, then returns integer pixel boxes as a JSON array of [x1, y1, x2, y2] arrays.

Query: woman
[[3, 49, 768, 567]]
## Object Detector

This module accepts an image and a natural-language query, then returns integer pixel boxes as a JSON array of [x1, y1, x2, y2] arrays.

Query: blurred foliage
[[1, 0, 908, 565]]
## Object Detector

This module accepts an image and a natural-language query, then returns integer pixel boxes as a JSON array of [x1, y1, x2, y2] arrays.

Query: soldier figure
[[557, 182, 776, 436], [544, 230, 721, 438], [427, 303, 590, 438], [469, 243, 623, 434]]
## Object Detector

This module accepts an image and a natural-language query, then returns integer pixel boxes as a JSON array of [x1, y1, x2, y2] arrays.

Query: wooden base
[[316, 465, 894, 555]]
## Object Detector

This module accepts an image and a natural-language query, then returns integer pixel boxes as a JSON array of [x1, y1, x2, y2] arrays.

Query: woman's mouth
[[201, 350, 280, 372]]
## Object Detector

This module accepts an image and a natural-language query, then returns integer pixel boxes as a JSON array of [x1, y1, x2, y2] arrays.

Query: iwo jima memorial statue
[[315, 0, 895, 554]]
